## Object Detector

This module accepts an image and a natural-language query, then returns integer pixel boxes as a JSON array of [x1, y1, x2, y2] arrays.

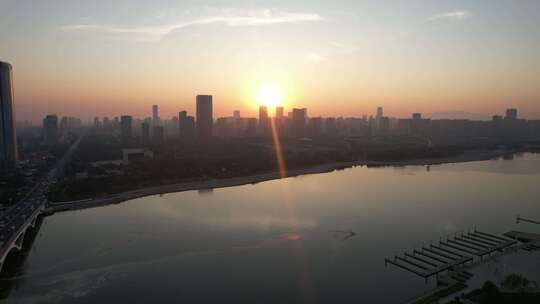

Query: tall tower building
[[505, 108, 517, 121], [292, 108, 307, 138], [179, 110, 196, 139], [153, 126, 164, 143], [0, 61, 17, 168], [259, 105, 269, 134], [275, 107, 284, 120], [152, 105, 159, 126], [141, 122, 150, 142], [43, 115, 59, 145], [121, 115, 133, 144], [60, 116, 68, 136], [196, 95, 213, 141], [233, 110, 241, 120], [178, 110, 187, 137], [376, 107, 383, 119]]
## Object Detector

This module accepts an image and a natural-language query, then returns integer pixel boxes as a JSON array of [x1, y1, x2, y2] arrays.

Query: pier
[[385, 229, 516, 282], [517, 215, 540, 225]]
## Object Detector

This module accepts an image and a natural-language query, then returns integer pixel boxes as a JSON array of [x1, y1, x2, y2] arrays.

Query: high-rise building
[[325, 117, 337, 135], [179, 110, 196, 139], [246, 118, 257, 136], [233, 110, 241, 120], [379, 116, 390, 134], [121, 115, 133, 144], [60, 116, 68, 137], [0, 61, 17, 168], [376, 107, 383, 119], [178, 110, 187, 136], [141, 122, 150, 141], [43, 115, 59, 145], [103, 117, 110, 128], [292, 108, 307, 138], [308, 117, 323, 137], [186, 116, 195, 138], [178, 110, 187, 137], [153, 126, 164, 143], [505, 108, 518, 121], [276, 107, 284, 120], [259, 105, 269, 134], [152, 105, 160, 126], [410, 113, 430, 135], [196, 95, 213, 140]]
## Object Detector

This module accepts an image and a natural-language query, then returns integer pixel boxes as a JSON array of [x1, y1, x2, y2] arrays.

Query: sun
[[255, 84, 284, 108]]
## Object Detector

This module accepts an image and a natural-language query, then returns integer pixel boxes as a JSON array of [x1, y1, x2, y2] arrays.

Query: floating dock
[[385, 229, 516, 282], [516, 215, 540, 225]]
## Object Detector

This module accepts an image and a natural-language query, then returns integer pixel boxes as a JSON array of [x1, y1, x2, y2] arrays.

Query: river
[[3, 153, 540, 303]]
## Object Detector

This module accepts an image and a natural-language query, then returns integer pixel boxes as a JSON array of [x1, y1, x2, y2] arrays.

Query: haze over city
[[2, 0, 540, 122], [1, 1, 540, 304]]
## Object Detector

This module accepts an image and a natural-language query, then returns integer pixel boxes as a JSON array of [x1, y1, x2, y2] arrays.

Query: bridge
[[0, 182, 48, 272], [0, 135, 83, 273]]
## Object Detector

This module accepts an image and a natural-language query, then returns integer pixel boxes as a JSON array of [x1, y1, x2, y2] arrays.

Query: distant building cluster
[[44, 102, 540, 148], [1, 59, 540, 175], [42, 114, 83, 145], [90, 98, 539, 147]]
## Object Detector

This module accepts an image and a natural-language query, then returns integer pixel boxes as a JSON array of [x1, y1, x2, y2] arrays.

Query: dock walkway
[[385, 229, 516, 282]]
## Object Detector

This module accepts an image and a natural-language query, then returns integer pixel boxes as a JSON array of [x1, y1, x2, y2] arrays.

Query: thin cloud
[[61, 9, 323, 39], [428, 10, 471, 21], [307, 52, 327, 63]]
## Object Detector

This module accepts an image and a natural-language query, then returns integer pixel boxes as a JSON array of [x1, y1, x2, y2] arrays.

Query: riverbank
[[45, 149, 510, 214]]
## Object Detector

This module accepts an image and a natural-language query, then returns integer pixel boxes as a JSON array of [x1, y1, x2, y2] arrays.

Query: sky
[[1, 0, 539, 122]]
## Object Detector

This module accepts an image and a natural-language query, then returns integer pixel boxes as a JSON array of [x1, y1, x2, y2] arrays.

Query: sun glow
[[255, 84, 284, 108]]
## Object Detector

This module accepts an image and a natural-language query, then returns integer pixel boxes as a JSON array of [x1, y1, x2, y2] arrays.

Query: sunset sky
[[1, 0, 539, 122]]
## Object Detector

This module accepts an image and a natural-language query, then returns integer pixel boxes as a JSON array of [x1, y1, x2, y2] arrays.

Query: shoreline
[[44, 149, 511, 214]]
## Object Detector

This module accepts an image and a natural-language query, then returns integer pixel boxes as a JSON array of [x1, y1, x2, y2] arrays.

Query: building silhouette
[[379, 116, 390, 134], [505, 108, 517, 121], [292, 108, 307, 138], [377, 107, 383, 119], [276, 107, 284, 120], [325, 117, 337, 135], [246, 118, 257, 136], [141, 122, 150, 142], [120, 115, 133, 144], [43, 115, 59, 145], [308, 117, 323, 137], [178, 110, 187, 136], [196, 95, 213, 141], [258, 105, 269, 134], [152, 105, 160, 126], [0, 61, 17, 169], [59, 116, 68, 137], [179, 110, 196, 139], [153, 126, 164, 143]]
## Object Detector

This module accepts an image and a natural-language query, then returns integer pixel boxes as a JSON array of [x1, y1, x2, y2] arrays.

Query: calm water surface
[[4, 153, 540, 303]]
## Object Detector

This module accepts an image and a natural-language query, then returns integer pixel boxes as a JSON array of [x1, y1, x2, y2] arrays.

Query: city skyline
[[23, 101, 528, 125], [1, 2, 540, 301], [1, 1, 540, 122]]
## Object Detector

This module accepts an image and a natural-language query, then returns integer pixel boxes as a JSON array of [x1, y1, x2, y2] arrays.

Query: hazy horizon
[[2, 0, 540, 122]]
